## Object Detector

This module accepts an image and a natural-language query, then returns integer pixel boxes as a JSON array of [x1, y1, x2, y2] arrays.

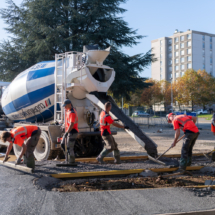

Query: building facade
[[151, 30, 215, 82]]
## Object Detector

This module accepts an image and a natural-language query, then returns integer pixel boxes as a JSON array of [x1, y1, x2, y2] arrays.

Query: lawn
[[197, 114, 213, 120]]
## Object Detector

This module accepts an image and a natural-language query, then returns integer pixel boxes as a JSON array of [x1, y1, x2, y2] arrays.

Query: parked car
[[132, 111, 150, 117], [195, 109, 208, 115]]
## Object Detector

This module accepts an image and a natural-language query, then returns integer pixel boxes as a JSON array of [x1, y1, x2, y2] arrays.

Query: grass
[[197, 114, 212, 120]]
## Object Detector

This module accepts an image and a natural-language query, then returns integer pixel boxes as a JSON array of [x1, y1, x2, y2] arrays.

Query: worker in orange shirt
[[97, 102, 129, 164], [0, 125, 41, 169], [168, 113, 199, 174], [61, 99, 79, 165]]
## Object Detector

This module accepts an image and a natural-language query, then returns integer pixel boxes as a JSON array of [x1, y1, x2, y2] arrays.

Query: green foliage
[[0, 0, 153, 99]]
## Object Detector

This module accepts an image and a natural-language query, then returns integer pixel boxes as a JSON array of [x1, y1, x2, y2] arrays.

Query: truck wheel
[[34, 131, 51, 161], [13, 131, 51, 161]]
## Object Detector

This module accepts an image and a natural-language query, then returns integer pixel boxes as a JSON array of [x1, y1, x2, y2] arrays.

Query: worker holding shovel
[[168, 113, 199, 174], [97, 102, 129, 164]]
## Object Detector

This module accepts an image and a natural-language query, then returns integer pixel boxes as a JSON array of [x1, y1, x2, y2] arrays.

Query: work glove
[[3, 156, 10, 163], [124, 125, 129, 129], [15, 157, 22, 165], [114, 119, 119, 122]]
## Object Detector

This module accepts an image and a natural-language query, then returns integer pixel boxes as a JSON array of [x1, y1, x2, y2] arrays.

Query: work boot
[[96, 148, 111, 164], [113, 149, 121, 164], [114, 156, 121, 164], [68, 155, 77, 166], [179, 158, 187, 168], [187, 157, 192, 166], [26, 156, 35, 169]]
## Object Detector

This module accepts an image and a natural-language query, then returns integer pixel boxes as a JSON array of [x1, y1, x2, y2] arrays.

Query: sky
[[1, 0, 215, 78]]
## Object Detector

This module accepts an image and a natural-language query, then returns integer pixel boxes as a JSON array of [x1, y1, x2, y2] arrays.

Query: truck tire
[[13, 131, 51, 161], [34, 131, 51, 161]]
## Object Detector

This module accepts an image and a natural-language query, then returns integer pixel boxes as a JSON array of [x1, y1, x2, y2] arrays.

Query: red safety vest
[[100, 111, 113, 135], [11, 125, 38, 147], [65, 108, 79, 133]]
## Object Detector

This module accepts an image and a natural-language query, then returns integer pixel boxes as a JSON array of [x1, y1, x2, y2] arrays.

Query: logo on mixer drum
[[45, 98, 51, 107]]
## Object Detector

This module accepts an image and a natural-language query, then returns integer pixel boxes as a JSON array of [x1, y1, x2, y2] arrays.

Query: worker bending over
[[168, 113, 199, 174], [97, 102, 129, 164], [1, 125, 41, 169], [61, 99, 79, 165]]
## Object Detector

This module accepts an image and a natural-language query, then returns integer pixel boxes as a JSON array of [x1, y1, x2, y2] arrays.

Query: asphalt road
[[1, 165, 215, 215]]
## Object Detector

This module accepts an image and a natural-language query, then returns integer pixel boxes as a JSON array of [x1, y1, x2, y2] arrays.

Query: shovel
[[148, 134, 185, 166]]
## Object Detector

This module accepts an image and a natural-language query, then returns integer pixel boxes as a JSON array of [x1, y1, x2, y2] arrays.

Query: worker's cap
[[167, 113, 175, 123], [62, 99, 72, 107]]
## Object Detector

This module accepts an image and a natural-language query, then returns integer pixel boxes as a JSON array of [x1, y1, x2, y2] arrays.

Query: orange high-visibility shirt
[[11, 125, 38, 147], [65, 108, 79, 133], [172, 115, 199, 133], [100, 111, 114, 136]]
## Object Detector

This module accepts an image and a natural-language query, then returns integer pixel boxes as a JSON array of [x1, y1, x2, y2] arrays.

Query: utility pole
[[171, 77, 173, 111]]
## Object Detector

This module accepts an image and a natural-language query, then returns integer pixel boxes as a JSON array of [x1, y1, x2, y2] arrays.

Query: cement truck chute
[[0, 45, 158, 160]]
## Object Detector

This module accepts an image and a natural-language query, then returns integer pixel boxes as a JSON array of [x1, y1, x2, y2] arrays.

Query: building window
[[160, 61, 162, 65], [210, 65, 213, 72], [187, 34, 191, 39], [202, 35, 205, 41], [169, 73, 172, 79], [181, 64, 185, 70], [176, 73, 179, 78], [169, 60, 172, 65], [160, 54, 163, 58], [168, 39, 172, 44], [160, 47, 163, 52], [169, 66, 172, 71], [203, 64, 205, 69], [180, 36, 184, 41], [187, 48, 192, 54], [187, 63, 192, 69], [187, 41, 191, 47], [175, 66, 179, 71], [210, 58, 213, 64], [181, 57, 184, 63], [168, 46, 172, 52], [160, 40, 163, 45], [160, 67, 162, 72], [175, 51, 179, 57], [210, 37, 212, 42], [210, 51, 212, 57], [175, 44, 179, 50], [169, 53, 172, 58], [187, 56, 191, 61], [203, 50, 205, 56], [180, 50, 184, 55], [175, 37, 179, 43], [160, 74, 162, 79], [181, 71, 184, 76], [175, 58, 179, 64], [181, 43, 184, 48], [203, 56, 205, 63], [202, 43, 205, 49], [210, 43, 212, 50]]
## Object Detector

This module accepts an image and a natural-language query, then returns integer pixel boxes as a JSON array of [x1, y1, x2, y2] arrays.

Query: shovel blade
[[148, 155, 166, 166]]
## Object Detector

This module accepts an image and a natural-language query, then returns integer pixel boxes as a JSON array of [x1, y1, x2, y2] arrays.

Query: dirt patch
[[52, 175, 215, 192]]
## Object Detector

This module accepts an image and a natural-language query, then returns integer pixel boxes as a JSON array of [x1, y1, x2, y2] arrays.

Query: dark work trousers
[[180, 132, 199, 169], [25, 128, 41, 169]]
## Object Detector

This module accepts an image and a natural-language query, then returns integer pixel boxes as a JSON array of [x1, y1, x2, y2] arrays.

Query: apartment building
[[151, 30, 215, 81]]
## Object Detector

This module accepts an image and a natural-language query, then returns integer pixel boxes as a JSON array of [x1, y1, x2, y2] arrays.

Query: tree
[[175, 69, 200, 111], [141, 79, 163, 109], [0, 0, 154, 99]]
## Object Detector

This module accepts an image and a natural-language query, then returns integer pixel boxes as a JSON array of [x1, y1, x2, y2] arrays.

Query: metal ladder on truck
[[54, 53, 66, 123]]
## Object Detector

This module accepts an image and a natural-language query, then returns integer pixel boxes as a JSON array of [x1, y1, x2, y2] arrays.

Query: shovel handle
[[157, 134, 185, 160]]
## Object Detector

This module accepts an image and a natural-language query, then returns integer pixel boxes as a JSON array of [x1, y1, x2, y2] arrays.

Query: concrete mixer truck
[[0, 45, 158, 161]]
